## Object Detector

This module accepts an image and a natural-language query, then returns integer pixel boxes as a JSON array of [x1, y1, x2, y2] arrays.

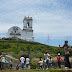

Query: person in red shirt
[[57, 53, 62, 68]]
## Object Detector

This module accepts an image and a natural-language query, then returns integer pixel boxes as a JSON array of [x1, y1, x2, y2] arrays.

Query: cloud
[[0, 0, 72, 39]]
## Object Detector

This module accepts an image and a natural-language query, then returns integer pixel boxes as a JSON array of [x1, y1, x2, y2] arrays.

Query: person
[[57, 53, 62, 68], [9, 59, 12, 69], [59, 41, 72, 54], [59, 41, 72, 68], [1, 57, 5, 70], [43, 59, 46, 70], [0, 52, 3, 70], [26, 56, 30, 69], [49, 57, 53, 68], [5, 57, 8, 63], [44, 51, 50, 70], [64, 51, 71, 68], [20, 55, 25, 69], [38, 58, 43, 69], [16, 64, 19, 70]]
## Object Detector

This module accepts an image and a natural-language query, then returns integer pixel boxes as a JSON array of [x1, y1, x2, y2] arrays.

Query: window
[[27, 22, 29, 27], [15, 30, 16, 33]]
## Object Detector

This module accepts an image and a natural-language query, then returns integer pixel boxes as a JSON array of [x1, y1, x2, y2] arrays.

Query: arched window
[[15, 30, 16, 33], [27, 22, 29, 28]]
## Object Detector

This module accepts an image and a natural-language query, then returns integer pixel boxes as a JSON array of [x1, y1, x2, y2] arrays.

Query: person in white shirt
[[1, 57, 5, 63], [49, 57, 53, 68], [44, 51, 50, 70], [20, 55, 25, 69], [1, 57, 5, 70], [26, 56, 30, 69]]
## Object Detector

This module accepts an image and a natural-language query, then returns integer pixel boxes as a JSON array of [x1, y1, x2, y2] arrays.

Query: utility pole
[[44, 34, 50, 51]]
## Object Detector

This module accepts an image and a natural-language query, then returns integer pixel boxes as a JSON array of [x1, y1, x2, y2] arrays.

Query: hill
[[0, 38, 67, 59]]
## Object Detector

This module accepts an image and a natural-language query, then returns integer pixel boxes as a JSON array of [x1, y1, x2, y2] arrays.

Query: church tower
[[23, 16, 33, 30], [22, 16, 34, 41]]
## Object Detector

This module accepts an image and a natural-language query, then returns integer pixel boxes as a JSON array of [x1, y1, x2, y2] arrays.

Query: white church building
[[7, 16, 34, 41]]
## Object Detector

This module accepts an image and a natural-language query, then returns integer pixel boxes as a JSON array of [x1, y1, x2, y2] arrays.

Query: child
[[49, 57, 53, 68], [16, 64, 19, 70], [38, 58, 43, 69], [57, 53, 62, 68], [43, 59, 46, 70], [5, 57, 8, 63], [9, 59, 12, 69]]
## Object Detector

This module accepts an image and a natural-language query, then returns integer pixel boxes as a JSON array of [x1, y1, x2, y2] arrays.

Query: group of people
[[0, 53, 12, 70], [38, 41, 72, 70], [38, 51, 52, 70], [0, 53, 30, 70], [17, 55, 30, 70], [38, 51, 58, 70]]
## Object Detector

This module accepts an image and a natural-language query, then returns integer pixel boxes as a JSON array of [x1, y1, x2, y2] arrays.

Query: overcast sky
[[0, 0, 72, 40]]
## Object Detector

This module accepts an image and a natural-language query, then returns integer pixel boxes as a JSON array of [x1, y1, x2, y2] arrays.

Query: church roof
[[8, 26, 21, 31]]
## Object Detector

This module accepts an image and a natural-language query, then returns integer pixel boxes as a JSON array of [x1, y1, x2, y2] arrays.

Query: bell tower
[[23, 16, 33, 30]]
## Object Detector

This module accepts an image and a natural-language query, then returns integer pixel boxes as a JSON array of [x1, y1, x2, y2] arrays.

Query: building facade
[[7, 16, 34, 41]]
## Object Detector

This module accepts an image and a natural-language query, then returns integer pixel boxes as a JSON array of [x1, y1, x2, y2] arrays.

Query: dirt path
[[5, 55, 18, 61], [3, 53, 19, 68], [32, 57, 72, 62]]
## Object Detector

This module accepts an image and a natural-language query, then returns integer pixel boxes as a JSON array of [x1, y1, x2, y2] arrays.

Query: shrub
[[12, 53, 19, 59], [31, 52, 44, 59], [30, 61, 37, 69]]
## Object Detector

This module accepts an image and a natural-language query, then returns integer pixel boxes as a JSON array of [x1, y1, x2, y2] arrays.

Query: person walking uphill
[[59, 41, 72, 68], [44, 51, 50, 70], [26, 56, 30, 69], [20, 55, 25, 69]]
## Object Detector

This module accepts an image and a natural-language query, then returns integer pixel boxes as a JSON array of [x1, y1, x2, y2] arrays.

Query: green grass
[[0, 69, 70, 72], [0, 38, 70, 58]]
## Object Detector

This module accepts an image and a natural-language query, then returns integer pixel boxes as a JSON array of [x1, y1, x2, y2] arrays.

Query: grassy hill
[[0, 38, 66, 59]]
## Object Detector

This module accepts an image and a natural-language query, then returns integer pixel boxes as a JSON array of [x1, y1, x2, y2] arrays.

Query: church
[[7, 16, 34, 41]]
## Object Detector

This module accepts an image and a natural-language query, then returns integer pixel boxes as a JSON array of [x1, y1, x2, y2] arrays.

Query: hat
[[45, 51, 48, 52], [58, 53, 60, 55]]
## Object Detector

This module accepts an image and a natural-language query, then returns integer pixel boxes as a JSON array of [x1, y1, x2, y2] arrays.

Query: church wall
[[21, 31, 33, 40]]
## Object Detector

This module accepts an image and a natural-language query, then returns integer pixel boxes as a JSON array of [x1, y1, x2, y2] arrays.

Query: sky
[[0, 0, 72, 46]]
